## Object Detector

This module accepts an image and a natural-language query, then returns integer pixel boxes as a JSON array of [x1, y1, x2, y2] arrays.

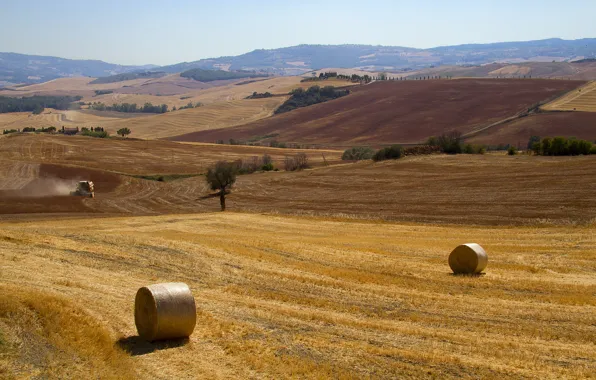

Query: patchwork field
[[1, 75, 358, 139], [542, 81, 596, 112], [1, 213, 594, 378], [172, 79, 584, 147]]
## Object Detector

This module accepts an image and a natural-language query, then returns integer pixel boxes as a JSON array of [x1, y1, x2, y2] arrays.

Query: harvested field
[[0, 134, 341, 175], [467, 111, 596, 145], [172, 79, 584, 147], [542, 81, 596, 112], [0, 76, 358, 139], [0, 213, 594, 378], [103, 97, 288, 139], [1, 141, 595, 226]]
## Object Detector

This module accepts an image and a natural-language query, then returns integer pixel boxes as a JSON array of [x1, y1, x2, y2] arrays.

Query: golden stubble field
[[0, 213, 594, 379], [542, 81, 596, 112]]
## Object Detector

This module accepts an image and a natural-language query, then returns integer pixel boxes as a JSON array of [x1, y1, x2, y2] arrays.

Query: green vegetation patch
[[180, 68, 268, 82], [0, 95, 82, 114], [89, 71, 166, 84], [275, 85, 350, 114]]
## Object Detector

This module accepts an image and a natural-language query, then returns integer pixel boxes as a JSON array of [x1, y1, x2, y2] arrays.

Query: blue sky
[[1, 0, 594, 66]]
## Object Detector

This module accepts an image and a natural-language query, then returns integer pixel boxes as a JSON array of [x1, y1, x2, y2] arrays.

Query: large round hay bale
[[134, 282, 197, 341], [448, 243, 488, 274]]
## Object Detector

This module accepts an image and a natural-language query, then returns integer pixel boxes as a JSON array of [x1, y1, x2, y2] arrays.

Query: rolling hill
[[3, 38, 596, 87], [0, 52, 155, 86], [170, 79, 584, 147], [158, 39, 596, 75], [542, 81, 596, 112]]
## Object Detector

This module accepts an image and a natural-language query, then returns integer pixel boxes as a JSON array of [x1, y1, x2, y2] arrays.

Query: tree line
[[180, 68, 269, 82], [89, 102, 168, 113], [528, 136, 595, 156], [0, 95, 83, 114]]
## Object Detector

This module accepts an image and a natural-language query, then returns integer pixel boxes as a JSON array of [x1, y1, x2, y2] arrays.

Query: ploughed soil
[[169, 79, 584, 147], [467, 111, 596, 145]]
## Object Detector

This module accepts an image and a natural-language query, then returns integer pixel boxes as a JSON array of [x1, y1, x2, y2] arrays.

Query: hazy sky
[[1, 0, 594, 66]]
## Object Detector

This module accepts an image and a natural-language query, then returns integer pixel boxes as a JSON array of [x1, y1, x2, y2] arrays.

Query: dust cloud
[[0, 178, 81, 198]]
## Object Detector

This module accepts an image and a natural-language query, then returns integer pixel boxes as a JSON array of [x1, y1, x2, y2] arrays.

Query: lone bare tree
[[206, 161, 237, 211]]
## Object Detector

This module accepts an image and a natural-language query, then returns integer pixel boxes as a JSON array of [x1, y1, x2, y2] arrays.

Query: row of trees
[[173, 102, 202, 111], [275, 86, 350, 114], [89, 102, 168, 113], [246, 92, 273, 99], [0, 95, 83, 114], [529, 136, 595, 156]]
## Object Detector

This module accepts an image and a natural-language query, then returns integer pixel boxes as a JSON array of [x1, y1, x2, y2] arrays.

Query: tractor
[[70, 181, 95, 198]]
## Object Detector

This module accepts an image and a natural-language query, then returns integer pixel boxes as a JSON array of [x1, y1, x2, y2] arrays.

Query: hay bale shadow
[[116, 336, 189, 356], [448, 272, 486, 277]]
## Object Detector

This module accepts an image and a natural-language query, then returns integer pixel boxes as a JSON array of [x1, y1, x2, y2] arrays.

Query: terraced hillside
[[172, 79, 584, 147]]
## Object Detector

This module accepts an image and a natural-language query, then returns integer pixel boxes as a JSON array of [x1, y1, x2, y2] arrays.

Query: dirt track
[[468, 111, 596, 145], [170, 79, 584, 146]]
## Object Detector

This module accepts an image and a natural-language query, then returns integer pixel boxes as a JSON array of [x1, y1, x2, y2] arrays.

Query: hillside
[[0, 52, 154, 86], [397, 61, 596, 80], [4, 38, 594, 88], [0, 76, 359, 139], [467, 111, 596, 146], [542, 81, 596, 111], [157, 39, 596, 75], [171, 79, 584, 146]]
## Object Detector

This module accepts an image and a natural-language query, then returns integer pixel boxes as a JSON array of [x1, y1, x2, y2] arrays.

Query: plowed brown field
[[171, 79, 584, 147], [467, 111, 596, 146]]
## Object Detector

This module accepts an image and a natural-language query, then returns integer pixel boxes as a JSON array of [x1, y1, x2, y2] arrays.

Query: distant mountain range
[[1, 38, 595, 86], [0, 52, 157, 87]]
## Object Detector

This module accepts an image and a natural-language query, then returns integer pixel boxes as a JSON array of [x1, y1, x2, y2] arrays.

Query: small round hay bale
[[448, 243, 488, 274], [135, 282, 196, 341]]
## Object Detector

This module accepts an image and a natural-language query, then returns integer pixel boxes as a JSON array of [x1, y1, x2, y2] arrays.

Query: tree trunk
[[220, 187, 226, 211]]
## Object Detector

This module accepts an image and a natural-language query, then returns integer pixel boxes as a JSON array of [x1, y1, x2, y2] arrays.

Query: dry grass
[[0, 286, 135, 379], [0, 213, 594, 378], [542, 81, 596, 112], [105, 97, 289, 139]]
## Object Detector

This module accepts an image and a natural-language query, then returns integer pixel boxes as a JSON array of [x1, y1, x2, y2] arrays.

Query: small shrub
[[372, 145, 403, 162], [261, 163, 274, 171], [284, 153, 309, 171], [437, 131, 463, 154], [590, 146, 596, 155], [507, 146, 517, 155], [342, 146, 375, 161]]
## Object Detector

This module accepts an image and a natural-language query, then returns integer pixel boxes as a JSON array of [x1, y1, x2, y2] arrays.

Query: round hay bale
[[448, 243, 488, 274], [134, 282, 196, 341]]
